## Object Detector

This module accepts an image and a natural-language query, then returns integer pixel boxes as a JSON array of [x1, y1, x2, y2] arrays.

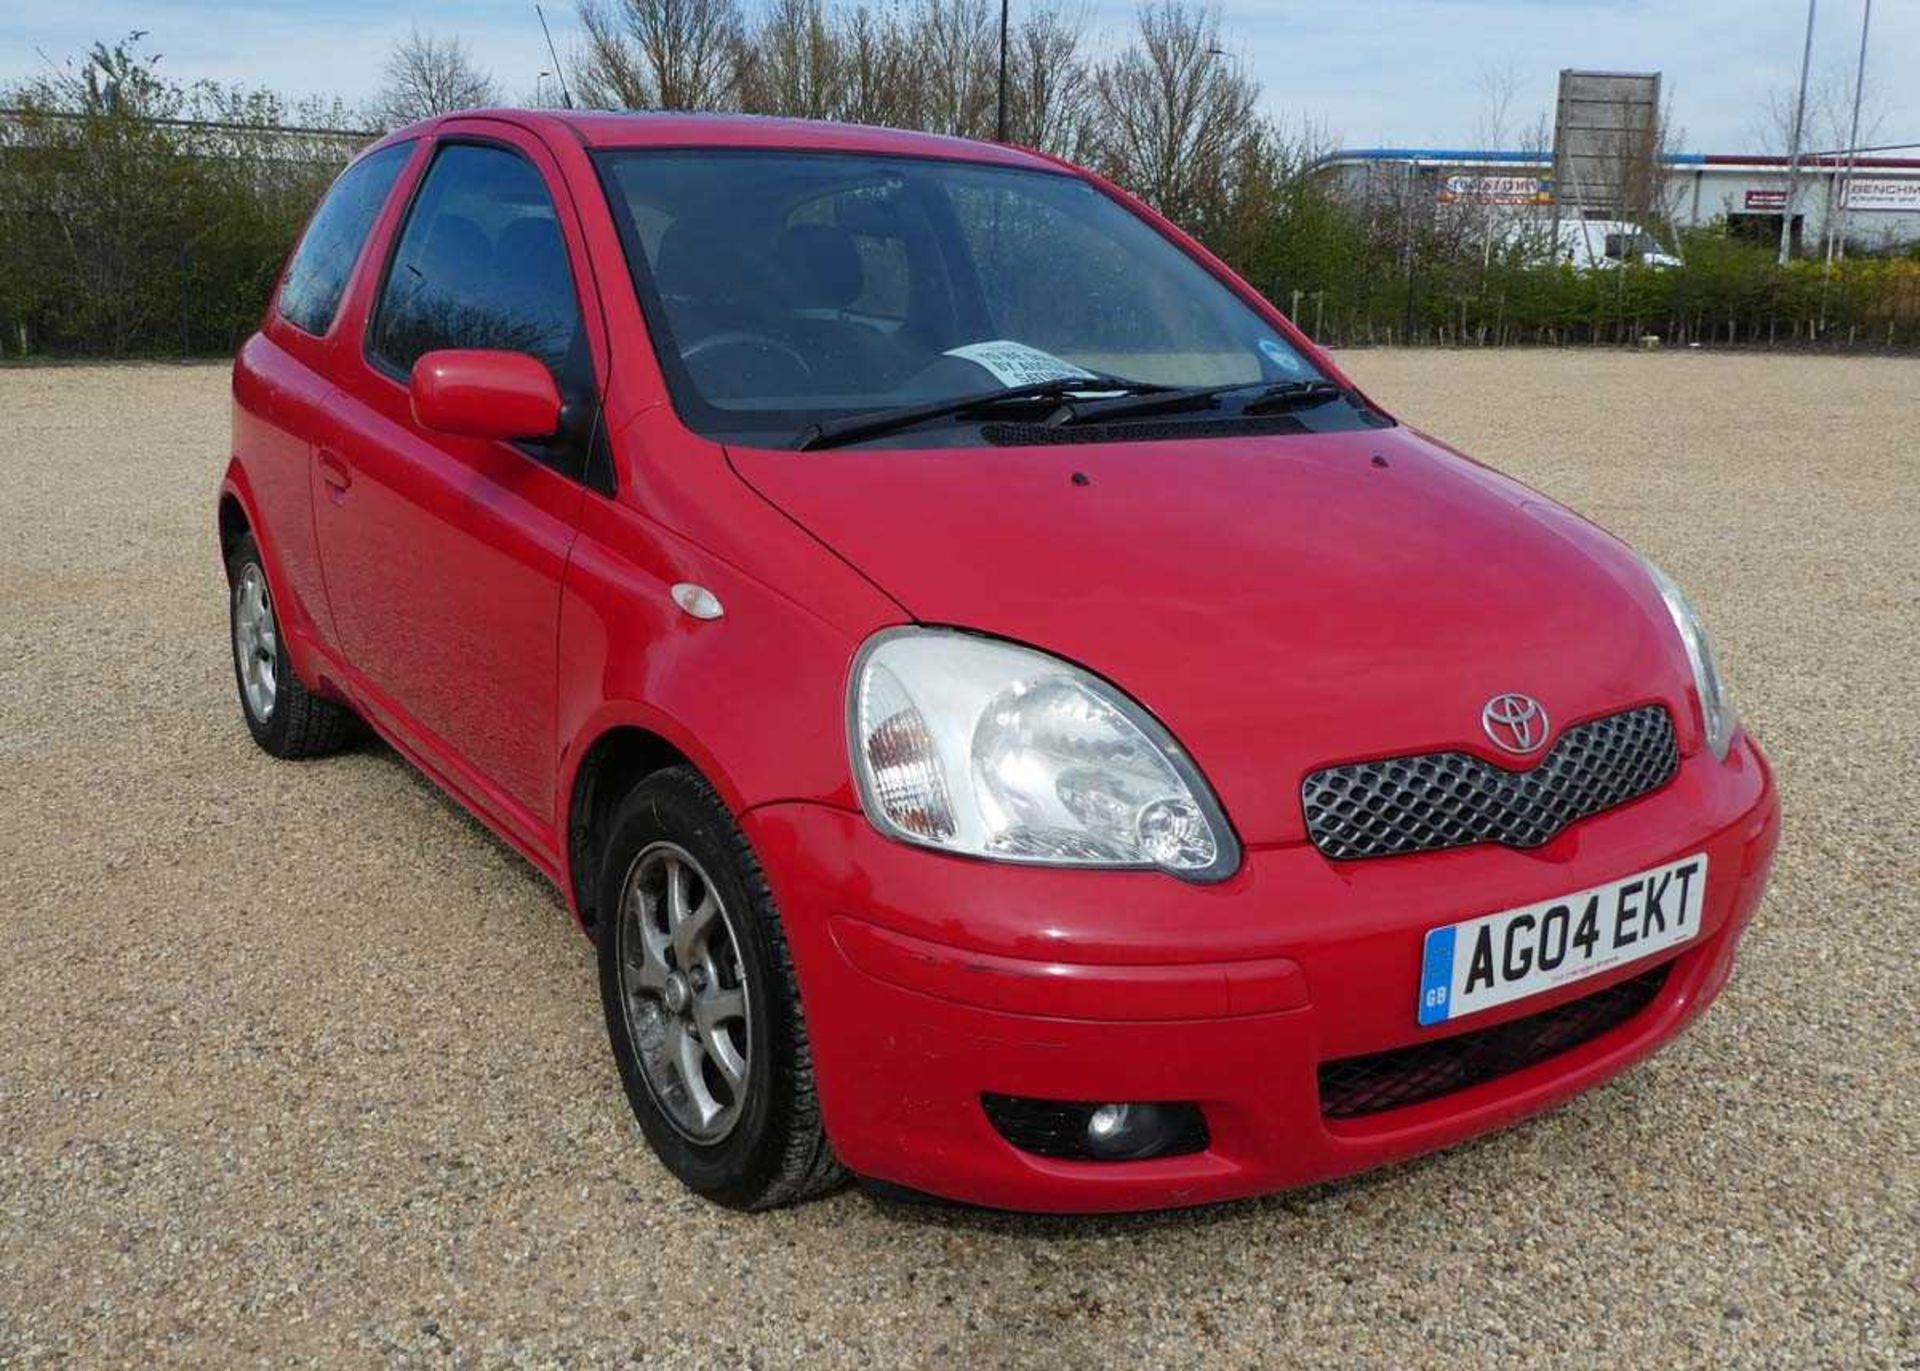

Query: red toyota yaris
[[220, 110, 1778, 1212]]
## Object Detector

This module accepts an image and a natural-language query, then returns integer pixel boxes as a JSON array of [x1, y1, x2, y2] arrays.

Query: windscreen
[[596, 150, 1332, 445]]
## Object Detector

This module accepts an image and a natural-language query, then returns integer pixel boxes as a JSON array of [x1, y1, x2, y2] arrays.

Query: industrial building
[[1317, 147, 1920, 256]]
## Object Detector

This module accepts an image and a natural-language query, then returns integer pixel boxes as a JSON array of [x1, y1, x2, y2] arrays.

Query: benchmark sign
[[1844, 178, 1920, 212]]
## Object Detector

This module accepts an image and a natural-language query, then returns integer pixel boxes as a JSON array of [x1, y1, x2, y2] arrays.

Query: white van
[[1549, 219, 1683, 271]]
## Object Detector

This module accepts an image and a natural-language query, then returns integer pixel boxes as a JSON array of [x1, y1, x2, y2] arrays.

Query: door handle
[[317, 449, 352, 496]]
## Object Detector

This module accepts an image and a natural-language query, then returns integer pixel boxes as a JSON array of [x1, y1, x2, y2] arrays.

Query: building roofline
[[1323, 146, 1920, 172]]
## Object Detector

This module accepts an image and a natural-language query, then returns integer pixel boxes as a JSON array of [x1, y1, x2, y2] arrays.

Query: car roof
[[390, 108, 1065, 174]]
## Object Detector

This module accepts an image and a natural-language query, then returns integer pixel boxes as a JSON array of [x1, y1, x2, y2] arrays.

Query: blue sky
[[4, 0, 1914, 152]]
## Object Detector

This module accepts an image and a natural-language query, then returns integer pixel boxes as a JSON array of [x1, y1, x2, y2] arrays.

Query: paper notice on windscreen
[[943, 340, 1097, 387]]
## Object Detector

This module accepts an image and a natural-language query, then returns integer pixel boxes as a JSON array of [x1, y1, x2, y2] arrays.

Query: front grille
[[1302, 704, 1678, 861], [1317, 963, 1671, 1120]]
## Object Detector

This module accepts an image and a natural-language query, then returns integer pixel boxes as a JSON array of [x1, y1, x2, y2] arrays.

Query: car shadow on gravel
[[850, 1142, 1472, 1236], [342, 727, 574, 919]]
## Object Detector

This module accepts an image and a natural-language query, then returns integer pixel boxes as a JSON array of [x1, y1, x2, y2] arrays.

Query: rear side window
[[368, 143, 585, 384], [278, 142, 413, 337]]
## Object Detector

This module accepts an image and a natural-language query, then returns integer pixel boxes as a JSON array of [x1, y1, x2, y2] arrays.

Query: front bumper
[[745, 735, 1779, 1213]]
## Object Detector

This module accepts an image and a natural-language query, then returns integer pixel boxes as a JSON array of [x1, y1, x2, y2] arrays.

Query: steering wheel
[[681, 331, 815, 390]]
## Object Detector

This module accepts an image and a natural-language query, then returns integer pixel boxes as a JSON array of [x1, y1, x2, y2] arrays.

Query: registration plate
[[1417, 854, 1707, 1027]]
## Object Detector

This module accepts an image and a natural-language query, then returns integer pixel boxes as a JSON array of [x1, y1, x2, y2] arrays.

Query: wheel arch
[[216, 464, 341, 707], [215, 467, 278, 594], [565, 720, 714, 937], [217, 488, 252, 564]]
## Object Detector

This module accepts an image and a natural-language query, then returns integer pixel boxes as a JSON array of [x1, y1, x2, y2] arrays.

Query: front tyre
[[597, 767, 846, 1209], [226, 532, 353, 759]]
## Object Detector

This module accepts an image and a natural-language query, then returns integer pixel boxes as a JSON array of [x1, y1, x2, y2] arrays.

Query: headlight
[[848, 628, 1239, 880], [1642, 558, 1736, 760]]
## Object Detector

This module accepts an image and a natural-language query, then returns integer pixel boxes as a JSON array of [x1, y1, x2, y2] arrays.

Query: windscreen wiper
[[1240, 379, 1351, 415], [795, 374, 1173, 451], [1054, 378, 1351, 426]]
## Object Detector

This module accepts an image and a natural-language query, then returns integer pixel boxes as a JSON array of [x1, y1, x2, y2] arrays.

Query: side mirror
[[410, 349, 562, 441]]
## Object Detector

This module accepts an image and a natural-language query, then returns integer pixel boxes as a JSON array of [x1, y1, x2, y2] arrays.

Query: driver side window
[[368, 142, 586, 391]]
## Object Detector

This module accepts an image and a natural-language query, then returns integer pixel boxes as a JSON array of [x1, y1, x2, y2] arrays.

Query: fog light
[[1085, 1103, 1175, 1160], [980, 1094, 1209, 1161]]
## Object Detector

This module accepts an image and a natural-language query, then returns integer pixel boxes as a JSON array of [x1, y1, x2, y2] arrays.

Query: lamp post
[[1779, 0, 1818, 265], [1830, 0, 1874, 262], [996, 0, 1010, 142]]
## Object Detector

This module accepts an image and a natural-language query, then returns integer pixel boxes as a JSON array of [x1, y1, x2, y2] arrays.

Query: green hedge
[[0, 39, 359, 358], [1240, 218, 1920, 351]]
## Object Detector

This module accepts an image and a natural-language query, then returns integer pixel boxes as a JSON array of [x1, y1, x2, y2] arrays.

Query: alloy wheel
[[232, 562, 278, 722], [615, 842, 754, 1142]]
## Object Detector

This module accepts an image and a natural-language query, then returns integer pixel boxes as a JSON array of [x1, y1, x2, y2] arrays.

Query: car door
[[314, 124, 606, 850], [240, 139, 417, 649]]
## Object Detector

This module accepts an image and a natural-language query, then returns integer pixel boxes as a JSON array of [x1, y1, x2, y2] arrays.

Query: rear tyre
[[226, 532, 353, 759], [597, 766, 847, 1209]]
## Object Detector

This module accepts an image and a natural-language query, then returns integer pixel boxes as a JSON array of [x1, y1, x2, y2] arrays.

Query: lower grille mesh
[[1317, 963, 1672, 1120], [1303, 705, 1679, 861]]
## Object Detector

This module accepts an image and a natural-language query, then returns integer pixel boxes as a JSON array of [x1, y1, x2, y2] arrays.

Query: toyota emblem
[[1482, 693, 1549, 755]]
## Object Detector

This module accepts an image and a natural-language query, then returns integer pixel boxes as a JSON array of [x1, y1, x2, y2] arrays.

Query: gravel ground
[[1, 350, 1915, 1368]]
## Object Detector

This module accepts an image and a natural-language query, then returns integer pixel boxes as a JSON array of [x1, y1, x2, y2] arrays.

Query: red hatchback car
[[221, 110, 1779, 1212]]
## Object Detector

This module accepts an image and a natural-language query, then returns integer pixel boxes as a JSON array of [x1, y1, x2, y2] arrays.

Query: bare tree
[[1440, 63, 1518, 264], [575, 2, 652, 108], [1006, 1, 1093, 156], [1472, 61, 1523, 151], [1091, 2, 1260, 224], [725, 0, 1090, 147], [738, 0, 843, 118], [573, 0, 743, 110], [371, 26, 499, 128], [1438, 63, 1557, 262], [1625, 99, 1683, 230], [1755, 65, 1887, 157], [916, 0, 998, 139], [832, 3, 927, 128]]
